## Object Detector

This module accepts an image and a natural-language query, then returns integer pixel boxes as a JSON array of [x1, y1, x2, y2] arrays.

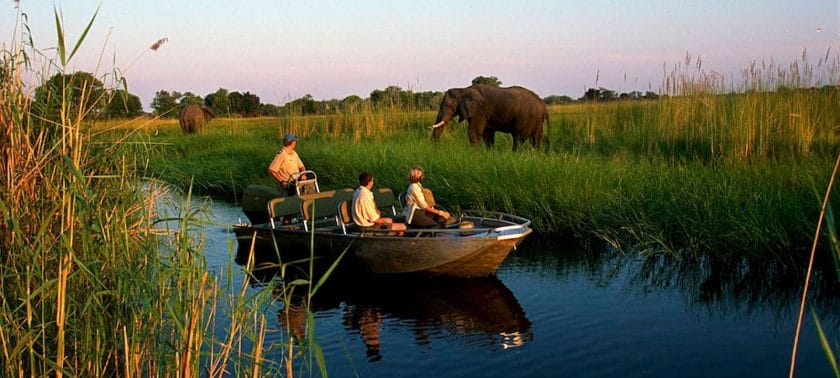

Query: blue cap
[[283, 133, 298, 144]]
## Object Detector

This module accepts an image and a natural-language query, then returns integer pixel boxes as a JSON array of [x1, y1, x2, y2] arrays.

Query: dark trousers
[[410, 210, 450, 228]]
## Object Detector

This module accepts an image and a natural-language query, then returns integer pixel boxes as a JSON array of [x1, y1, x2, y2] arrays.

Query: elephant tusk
[[430, 121, 446, 129]]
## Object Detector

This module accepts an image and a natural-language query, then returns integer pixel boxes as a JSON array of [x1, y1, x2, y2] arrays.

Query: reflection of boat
[[273, 272, 533, 361], [234, 185, 532, 278]]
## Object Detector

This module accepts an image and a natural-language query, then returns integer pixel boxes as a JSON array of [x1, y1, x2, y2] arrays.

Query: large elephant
[[431, 84, 548, 151], [178, 105, 214, 134]]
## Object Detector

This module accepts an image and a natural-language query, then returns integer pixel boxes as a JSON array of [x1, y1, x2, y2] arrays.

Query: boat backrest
[[396, 188, 436, 209], [422, 188, 436, 208], [300, 188, 354, 231], [373, 188, 398, 215], [268, 196, 303, 229], [337, 200, 353, 234]]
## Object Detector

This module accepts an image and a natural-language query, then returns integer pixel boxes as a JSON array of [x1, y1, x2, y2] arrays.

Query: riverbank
[[127, 112, 836, 259]]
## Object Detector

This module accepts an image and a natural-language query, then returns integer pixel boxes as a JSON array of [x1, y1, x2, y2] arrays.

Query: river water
[[200, 199, 839, 377]]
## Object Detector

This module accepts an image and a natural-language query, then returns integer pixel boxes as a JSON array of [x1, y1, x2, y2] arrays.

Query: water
[[204, 199, 839, 377]]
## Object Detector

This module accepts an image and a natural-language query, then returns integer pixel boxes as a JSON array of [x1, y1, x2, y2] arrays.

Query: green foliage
[[228, 90, 261, 117], [472, 75, 502, 86], [205, 87, 230, 115], [151, 89, 179, 117], [544, 95, 574, 105], [102, 89, 144, 118], [178, 91, 203, 107], [32, 71, 105, 121]]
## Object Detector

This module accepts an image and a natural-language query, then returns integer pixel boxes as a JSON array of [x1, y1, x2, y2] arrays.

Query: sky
[[1, 0, 838, 110]]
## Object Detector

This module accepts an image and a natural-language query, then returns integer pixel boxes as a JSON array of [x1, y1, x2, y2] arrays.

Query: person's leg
[[410, 210, 439, 228]]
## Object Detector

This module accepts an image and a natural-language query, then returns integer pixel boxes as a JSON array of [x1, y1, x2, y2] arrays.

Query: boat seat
[[422, 188, 436, 208], [337, 200, 356, 235], [301, 191, 353, 231], [373, 188, 398, 216], [268, 196, 303, 229]]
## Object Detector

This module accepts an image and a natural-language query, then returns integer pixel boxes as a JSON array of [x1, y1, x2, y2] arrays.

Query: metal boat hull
[[233, 224, 531, 278]]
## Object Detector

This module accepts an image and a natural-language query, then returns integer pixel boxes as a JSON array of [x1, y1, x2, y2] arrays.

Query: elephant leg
[[467, 118, 487, 147], [512, 135, 523, 151], [531, 128, 542, 148], [482, 129, 495, 148]]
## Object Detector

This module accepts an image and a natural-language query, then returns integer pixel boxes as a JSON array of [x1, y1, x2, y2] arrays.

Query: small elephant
[[431, 84, 548, 151], [178, 105, 214, 134]]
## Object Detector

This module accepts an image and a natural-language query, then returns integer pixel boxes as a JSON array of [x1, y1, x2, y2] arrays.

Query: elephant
[[178, 104, 214, 134], [431, 84, 548, 151]]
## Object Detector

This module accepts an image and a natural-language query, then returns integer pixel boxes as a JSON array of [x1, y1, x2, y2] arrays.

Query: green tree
[[259, 103, 280, 116], [33, 71, 105, 121], [178, 92, 203, 107], [238, 91, 261, 117], [471, 76, 502, 87], [205, 88, 230, 116], [342, 95, 363, 113], [151, 90, 178, 118], [544, 95, 574, 105], [581, 87, 616, 102], [102, 89, 144, 118]]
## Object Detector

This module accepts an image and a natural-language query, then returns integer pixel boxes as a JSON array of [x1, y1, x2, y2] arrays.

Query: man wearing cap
[[269, 133, 307, 196]]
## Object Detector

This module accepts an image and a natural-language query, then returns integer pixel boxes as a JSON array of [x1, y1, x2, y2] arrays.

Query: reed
[[0, 8, 331, 376]]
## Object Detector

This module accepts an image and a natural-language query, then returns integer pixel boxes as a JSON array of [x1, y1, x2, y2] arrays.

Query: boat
[[234, 175, 532, 278]]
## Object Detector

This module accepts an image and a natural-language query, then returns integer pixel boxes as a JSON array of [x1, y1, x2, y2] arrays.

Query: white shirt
[[352, 186, 380, 227]]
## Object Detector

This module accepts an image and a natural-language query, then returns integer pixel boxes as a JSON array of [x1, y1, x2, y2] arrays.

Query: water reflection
[[511, 237, 840, 323], [238, 247, 533, 361]]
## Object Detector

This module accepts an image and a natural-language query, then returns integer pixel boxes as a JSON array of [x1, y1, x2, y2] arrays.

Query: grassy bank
[[134, 119, 832, 258], [118, 54, 839, 258]]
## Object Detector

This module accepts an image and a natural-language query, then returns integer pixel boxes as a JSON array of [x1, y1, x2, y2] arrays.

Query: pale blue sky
[[2, 1, 837, 109]]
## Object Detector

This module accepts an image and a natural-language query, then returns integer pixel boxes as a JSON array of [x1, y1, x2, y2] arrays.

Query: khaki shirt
[[352, 186, 380, 227], [268, 147, 304, 184]]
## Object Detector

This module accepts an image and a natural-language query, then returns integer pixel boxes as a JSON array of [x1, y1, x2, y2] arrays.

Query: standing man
[[352, 172, 406, 235], [269, 133, 307, 196]]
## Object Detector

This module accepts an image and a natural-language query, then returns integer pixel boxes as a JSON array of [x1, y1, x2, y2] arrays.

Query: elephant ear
[[203, 107, 215, 118], [456, 91, 484, 122]]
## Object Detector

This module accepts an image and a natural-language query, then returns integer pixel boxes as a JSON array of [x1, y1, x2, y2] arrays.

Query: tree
[[102, 89, 144, 118], [342, 95, 363, 113], [178, 92, 203, 107], [33, 71, 106, 121], [227, 91, 260, 116], [205, 88, 230, 116], [471, 76, 502, 87], [544, 95, 574, 105], [151, 90, 179, 118], [238, 91, 261, 117], [259, 103, 280, 116], [581, 87, 617, 102]]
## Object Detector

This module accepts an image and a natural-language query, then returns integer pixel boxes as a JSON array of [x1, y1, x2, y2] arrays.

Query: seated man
[[352, 171, 406, 235]]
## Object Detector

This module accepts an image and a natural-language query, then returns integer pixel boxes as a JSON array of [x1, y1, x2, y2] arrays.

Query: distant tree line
[[27, 71, 724, 122], [151, 88, 280, 118]]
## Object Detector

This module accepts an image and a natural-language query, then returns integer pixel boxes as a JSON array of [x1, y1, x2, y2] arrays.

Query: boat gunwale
[[236, 210, 532, 241]]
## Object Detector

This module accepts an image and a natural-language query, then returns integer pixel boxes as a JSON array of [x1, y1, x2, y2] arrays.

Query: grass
[[1, 7, 332, 377], [127, 115, 834, 259]]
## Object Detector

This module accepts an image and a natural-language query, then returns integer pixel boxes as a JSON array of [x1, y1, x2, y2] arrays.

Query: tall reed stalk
[[0, 7, 305, 376]]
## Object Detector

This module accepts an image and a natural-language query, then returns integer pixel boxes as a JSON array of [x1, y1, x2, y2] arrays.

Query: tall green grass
[[0, 7, 334, 376], [137, 119, 833, 258]]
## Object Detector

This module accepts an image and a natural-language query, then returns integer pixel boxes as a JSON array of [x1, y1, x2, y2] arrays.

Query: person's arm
[[297, 156, 307, 180], [268, 153, 286, 183]]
